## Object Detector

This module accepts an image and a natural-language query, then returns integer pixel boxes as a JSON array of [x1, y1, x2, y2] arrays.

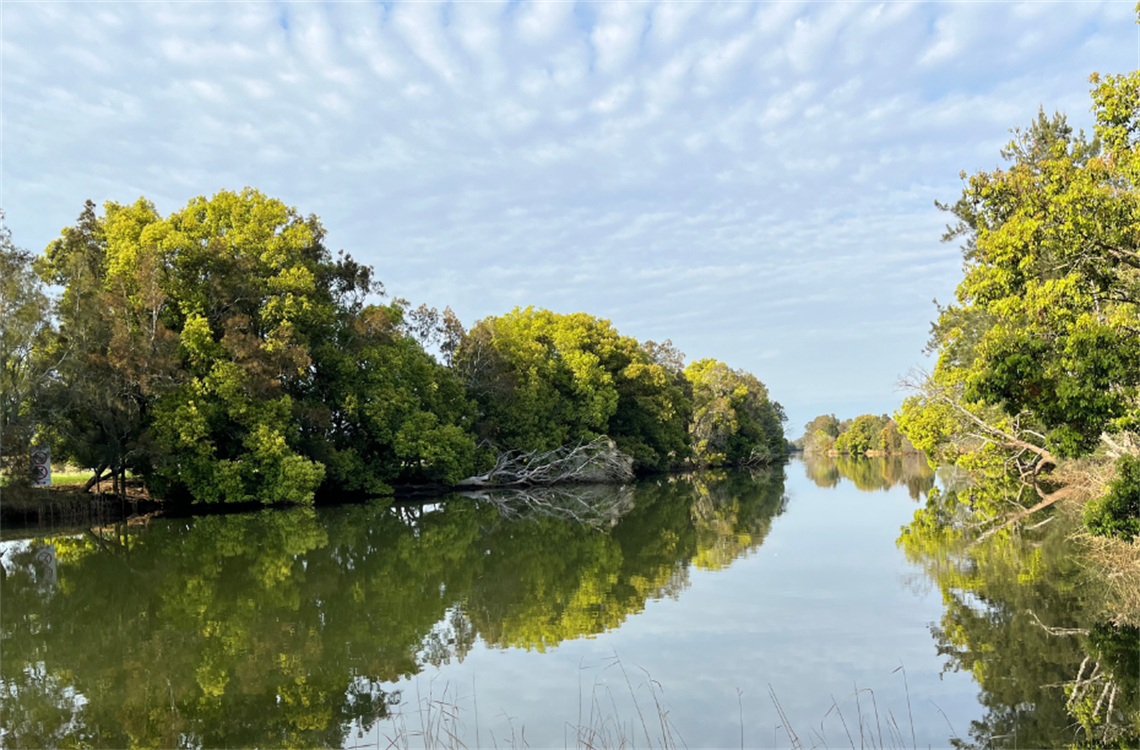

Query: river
[[1, 455, 1127, 748]]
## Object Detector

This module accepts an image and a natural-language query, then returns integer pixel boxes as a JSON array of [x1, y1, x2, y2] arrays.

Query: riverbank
[[1, 454, 793, 535]]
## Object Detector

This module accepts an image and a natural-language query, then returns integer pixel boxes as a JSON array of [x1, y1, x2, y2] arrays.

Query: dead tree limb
[[975, 485, 1074, 543], [899, 370, 1058, 476]]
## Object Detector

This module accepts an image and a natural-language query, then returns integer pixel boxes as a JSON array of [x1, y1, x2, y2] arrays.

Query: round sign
[[31, 450, 49, 466], [31, 465, 49, 481]]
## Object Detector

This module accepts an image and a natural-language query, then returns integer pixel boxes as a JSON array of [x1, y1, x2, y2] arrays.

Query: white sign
[[30, 446, 51, 487]]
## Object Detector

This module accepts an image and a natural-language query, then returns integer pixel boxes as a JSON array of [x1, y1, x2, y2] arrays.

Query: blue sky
[[3, 1, 1136, 435]]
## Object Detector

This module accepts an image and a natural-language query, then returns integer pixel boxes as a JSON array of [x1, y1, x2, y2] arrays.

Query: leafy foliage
[[454, 307, 693, 472], [0, 213, 54, 491], [33, 200, 158, 493], [683, 358, 787, 467], [299, 301, 477, 492], [16, 192, 786, 502], [1083, 454, 1140, 540], [897, 73, 1140, 539], [799, 413, 840, 453], [798, 413, 913, 456], [34, 190, 478, 503], [903, 86, 1139, 458]]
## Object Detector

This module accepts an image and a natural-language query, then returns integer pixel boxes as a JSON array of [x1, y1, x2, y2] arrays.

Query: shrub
[[1084, 453, 1140, 540]]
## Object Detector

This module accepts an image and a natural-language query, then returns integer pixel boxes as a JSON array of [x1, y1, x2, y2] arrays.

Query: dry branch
[[899, 370, 1058, 476]]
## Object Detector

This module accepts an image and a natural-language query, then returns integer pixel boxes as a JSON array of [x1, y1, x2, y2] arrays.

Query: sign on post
[[30, 446, 51, 487]]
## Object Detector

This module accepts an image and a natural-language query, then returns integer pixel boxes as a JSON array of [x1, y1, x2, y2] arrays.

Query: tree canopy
[[28, 190, 480, 503], [683, 358, 787, 467], [453, 307, 693, 472], [896, 72, 1140, 539], [4, 195, 787, 504], [0, 213, 54, 492], [797, 413, 914, 456]]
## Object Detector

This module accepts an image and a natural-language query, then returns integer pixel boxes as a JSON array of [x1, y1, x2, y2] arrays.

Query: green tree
[[300, 301, 478, 492], [38, 189, 478, 504], [35, 199, 181, 495], [0, 213, 54, 490], [902, 79, 1138, 459], [833, 414, 890, 455], [801, 414, 841, 454], [898, 72, 1140, 538], [683, 359, 787, 467], [1082, 453, 1140, 540], [454, 307, 691, 472]]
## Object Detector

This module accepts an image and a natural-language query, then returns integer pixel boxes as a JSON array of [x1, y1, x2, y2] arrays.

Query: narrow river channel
[[1, 455, 1104, 748]]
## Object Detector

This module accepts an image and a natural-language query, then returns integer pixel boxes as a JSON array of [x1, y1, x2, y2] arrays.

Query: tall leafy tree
[[897, 72, 1140, 538], [36, 199, 181, 495], [900, 77, 1139, 459], [800, 414, 840, 453], [832, 414, 894, 455], [38, 190, 479, 503], [454, 307, 691, 472], [0, 213, 54, 489], [683, 358, 787, 467], [300, 300, 478, 492]]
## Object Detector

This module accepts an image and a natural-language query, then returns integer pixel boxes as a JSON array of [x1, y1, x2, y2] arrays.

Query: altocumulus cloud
[[2, 1, 1135, 431]]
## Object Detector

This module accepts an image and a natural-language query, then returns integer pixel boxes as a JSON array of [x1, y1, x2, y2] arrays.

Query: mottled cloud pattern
[[3, 1, 1135, 432]]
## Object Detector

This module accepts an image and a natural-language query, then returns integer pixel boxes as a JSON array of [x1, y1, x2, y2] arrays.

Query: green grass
[[48, 471, 95, 486], [23, 469, 135, 487]]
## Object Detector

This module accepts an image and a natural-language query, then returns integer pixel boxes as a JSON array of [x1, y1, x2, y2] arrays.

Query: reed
[[355, 656, 940, 750]]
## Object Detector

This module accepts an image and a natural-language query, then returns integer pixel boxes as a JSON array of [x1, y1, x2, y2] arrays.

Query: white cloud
[[514, 1, 573, 45], [591, 2, 648, 75]]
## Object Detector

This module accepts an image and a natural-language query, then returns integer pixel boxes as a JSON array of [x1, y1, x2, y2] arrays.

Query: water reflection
[[6, 462, 1133, 749], [802, 452, 936, 499], [0, 469, 787, 748], [899, 478, 1140, 749]]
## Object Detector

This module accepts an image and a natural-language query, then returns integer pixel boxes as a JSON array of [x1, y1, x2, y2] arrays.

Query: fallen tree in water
[[458, 437, 634, 487]]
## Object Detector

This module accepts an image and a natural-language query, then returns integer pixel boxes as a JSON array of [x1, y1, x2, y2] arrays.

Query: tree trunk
[[83, 463, 109, 493]]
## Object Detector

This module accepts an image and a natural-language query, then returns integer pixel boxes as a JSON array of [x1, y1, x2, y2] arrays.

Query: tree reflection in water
[[803, 453, 936, 499], [898, 474, 1139, 749], [0, 469, 788, 749], [801, 452, 1138, 748]]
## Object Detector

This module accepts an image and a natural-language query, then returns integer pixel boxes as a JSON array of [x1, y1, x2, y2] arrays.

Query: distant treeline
[[793, 413, 917, 456], [0, 192, 788, 505]]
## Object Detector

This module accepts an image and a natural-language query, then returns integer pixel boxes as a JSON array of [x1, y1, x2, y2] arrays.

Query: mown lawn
[[48, 471, 94, 486]]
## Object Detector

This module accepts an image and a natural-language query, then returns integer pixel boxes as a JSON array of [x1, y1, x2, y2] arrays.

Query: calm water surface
[[0, 456, 1099, 748]]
